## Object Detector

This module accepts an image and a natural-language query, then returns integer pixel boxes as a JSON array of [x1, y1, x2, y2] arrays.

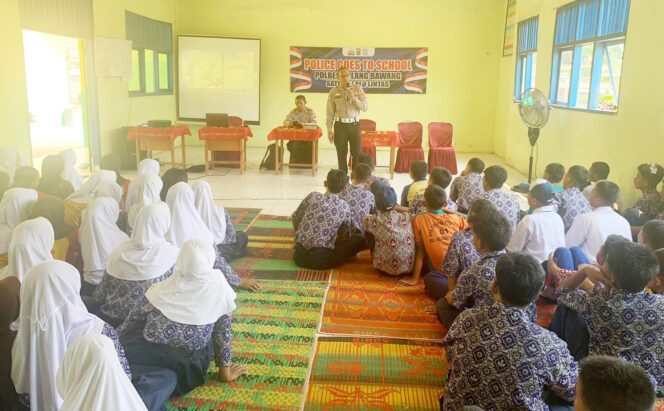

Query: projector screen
[[178, 36, 260, 123]]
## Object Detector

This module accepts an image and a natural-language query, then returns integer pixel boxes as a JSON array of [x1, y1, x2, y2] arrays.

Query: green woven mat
[[226, 208, 262, 232], [167, 280, 327, 410]]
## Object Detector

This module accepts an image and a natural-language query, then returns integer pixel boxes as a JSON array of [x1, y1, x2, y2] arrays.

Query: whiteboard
[[178, 36, 260, 123]]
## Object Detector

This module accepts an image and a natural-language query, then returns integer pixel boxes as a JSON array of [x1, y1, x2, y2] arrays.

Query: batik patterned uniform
[[101, 323, 132, 378], [362, 210, 415, 275], [442, 303, 578, 411], [291, 192, 352, 250], [339, 184, 375, 231], [409, 194, 458, 215], [92, 266, 175, 323], [221, 209, 237, 244], [118, 297, 233, 367], [557, 287, 664, 385], [631, 189, 664, 221], [441, 230, 480, 278], [450, 173, 485, 212], [483, 188, 521, 230], [552, 187, 592, 232], [214, 246, 240, 288]]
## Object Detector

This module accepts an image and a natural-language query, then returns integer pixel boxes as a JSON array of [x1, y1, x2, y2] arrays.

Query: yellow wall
[[493, 0, 664, 206], [176, 0, 506, 151], [0, 0, 32, 162]]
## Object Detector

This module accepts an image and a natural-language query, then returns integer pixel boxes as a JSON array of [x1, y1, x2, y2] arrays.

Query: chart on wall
[[290, 47, 428, 94]]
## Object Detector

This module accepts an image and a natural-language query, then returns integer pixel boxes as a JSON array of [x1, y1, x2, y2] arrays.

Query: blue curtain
[[576, 0, 600, 41], [125, 12, 173, 52], [554, 5, 578, 45], [518, 17, 539, 53], [598, 0, 631, 36]]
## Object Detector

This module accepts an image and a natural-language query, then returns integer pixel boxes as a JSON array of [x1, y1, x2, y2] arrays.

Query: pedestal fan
[[518, 88, 552, 184]]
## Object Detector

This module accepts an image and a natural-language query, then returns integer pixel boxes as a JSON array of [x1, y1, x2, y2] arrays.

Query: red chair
[[349, 119, 377, 168], [228, 116, 243, 127], [427, 122, 458, 174], [394, 121, 424, 173], [212, 116, 244, 168]]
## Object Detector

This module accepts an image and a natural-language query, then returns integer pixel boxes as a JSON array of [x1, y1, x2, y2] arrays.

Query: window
[[514, 17, 539, 100], [550, 0, 630, 112], [125, 12, 173, 96]]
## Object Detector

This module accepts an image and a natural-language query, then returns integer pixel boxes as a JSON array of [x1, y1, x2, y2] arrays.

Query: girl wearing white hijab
[[165, 182, 257, 291], [79, 198, 129, 294], [11, 260, 131, 411], [118, 239, 247, 395], [57, 334, 147, 411], [0, 187, 38, 267], [0, 147, 22, 184], [59, 149, 84, 190], [128, 173, 163, 232], [0, 217, 54, 282], [192, 181, 248, 262], [64, 169, 117, 227], [125, 158, 160, 212], [92, 202, 178, 327]]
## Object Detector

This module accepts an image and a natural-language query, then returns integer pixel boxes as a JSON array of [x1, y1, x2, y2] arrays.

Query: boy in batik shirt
[[449, 157, 485, 213], [552, 165, 592, 232], [406, 166, 457, 215], [482, 165, 520, 230], [339, 163, 375, 232]]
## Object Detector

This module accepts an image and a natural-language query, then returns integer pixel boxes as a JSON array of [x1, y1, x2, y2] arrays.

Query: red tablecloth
[[126, 125, 191, 141], [198, 126, 253, 141], [267, 127, 322, 142], [361, 131, 399, 147]]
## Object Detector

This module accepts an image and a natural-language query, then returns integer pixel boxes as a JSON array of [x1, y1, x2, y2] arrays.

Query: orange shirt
[[412, 211, 469, 271]]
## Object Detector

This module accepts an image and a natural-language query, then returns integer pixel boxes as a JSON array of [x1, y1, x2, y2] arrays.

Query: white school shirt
[[564, 206, 632, 264], [506, 205, 565, 262], [582, 183, 595, 199]]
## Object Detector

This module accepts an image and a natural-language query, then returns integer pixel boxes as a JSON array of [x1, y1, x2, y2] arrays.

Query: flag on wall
[[503, 0, 518, 56]]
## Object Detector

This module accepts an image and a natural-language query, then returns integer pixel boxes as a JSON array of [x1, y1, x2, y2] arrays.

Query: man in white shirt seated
[[565, 180, 631, 264], [506, 182, 565, 263]]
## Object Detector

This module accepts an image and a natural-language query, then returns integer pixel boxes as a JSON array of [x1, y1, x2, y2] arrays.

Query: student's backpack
[[259, 143, 283, 171]]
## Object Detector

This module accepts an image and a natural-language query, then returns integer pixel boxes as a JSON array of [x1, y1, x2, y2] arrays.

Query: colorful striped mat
[[304, 336, 446, 410], [167, 280, 327, 410], [320, 251, 445, 340], [231, 215, 331, 282], [226, 208, 261, 232]]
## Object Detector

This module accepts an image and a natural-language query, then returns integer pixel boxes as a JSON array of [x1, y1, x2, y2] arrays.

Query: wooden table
[[126, 125, 191, 169], [197, 126, 252, 174], [267, 127, 323, 176], [362, 130, 400, 179]]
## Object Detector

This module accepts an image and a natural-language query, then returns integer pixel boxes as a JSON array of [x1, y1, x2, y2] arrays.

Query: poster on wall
[[289, 47, 428, 94], [503, 0, 517, 56]]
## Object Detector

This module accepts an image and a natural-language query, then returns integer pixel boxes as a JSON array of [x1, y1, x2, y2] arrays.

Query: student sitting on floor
[[400, 160, 428, 207], [0, 188, 38, 268], [553, 165, 592, 232], [11, 166, 39, 191], [101, 154, 131, 209], [481, 165, 520, 230], [398, 185, 468, 286], [507, 182, 565, 263], [624, 162, 664, 227], [564, 180, 631, 263], [639, 219, 664, 250], [405, 166, 457, 215], [59, 149, 84, 191], [361, 184, 414, 276], [64, 170, 117, 228], [127, 173, 163, 234], [356, 153, 389, 187], [159, 168, 188, 201], [582, 161, 610, 199], [647, 249, 664, 295], [340, 163, 375, 231], [292, 169, 366, 270], [436, 200, 515, 329], [449, 158, 485, 213], [574, 356, 655, 411], [554, 241, 664, 386], [441, 253, 577, 411], [513, 162, 566, 195], [125, 158, 160, 212], [37, 154, 74, 199]]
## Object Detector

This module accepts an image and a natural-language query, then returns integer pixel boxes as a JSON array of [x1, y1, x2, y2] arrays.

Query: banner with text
[[290, 47, 428, 94]]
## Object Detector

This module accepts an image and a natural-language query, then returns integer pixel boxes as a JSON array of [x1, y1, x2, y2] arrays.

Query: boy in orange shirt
[[398, 185, 468, 286]]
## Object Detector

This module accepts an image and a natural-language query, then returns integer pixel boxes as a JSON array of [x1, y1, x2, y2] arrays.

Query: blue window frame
[[550, 0, 630, 112], [514, 17, 539, 101]]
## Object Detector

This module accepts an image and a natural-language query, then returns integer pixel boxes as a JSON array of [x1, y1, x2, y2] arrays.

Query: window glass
[[574, 44, 594, 109], [556, 49, 573, 104], [158, 53, 169, 90], [144, 49, 155, 93], [129, 49, 140, 91]]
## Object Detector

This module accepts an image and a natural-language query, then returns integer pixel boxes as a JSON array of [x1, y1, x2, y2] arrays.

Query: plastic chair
[[228, 116, 243, 127], [427, 122, 458, 174], [394, 121, 424, 173]]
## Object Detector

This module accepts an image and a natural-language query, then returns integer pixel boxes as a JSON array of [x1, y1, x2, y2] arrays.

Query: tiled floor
[[139, 146, 529, 216]]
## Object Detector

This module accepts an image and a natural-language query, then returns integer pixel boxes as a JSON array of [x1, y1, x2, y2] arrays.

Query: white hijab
[[105, 202, 179, 281], [93, 180, 123, 204], [59, 149, 84, 190], [0, 217, 54, 282], [128, 173, 163, 230], [146, 238, 236, 325], [124, 158, 160, 212], [57, 334, 147, 411], [192, 181, 227, 245], [166, 182, 214, 247], [0, 147, 21, 183], [80, 198, 129, 274], [0, 187, 38, 254], [11, 260, 106, 411], [65, 169, 116, 204]]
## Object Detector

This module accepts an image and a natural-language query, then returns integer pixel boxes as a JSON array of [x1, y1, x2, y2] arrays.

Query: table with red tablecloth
[[267, 127, 323, 176], [361, 130, 399, 179], [197, 126, 253, 174], [126, 125, 191, 169]]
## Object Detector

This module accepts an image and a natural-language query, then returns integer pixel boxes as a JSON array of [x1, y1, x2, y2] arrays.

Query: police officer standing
[[326, 66, 368, 174]]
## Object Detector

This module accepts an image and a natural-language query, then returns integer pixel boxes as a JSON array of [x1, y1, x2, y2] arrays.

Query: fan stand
[[527, 127, 540, 184]]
